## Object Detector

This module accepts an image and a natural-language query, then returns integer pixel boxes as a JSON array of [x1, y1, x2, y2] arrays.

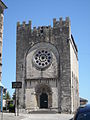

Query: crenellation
[[31, 25, 52, 38], [53, 18, 56, 27], [17, 20, 32, 31], [65, 17, 70, 27], [66, 17, 70, 22], [59, 17, 63, 26], [17, 21, 20, 27], [52, 17, 70, 28], [33, 26, 36, 30], [22, 21, 26, 27], [28, 20, 32, 29], [48, 25, 51, 29]]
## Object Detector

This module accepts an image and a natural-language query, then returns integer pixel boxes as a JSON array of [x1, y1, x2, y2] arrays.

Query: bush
[[8, 104, 15, 113]]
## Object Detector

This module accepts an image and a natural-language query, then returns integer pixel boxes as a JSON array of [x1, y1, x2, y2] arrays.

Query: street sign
[[12, 82, 22, 89]]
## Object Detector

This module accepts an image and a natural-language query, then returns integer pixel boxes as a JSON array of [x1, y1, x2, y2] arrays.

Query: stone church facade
[[16, 17, 79, 113]]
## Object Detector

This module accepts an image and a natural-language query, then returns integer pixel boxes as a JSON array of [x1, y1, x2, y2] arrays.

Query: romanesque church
[[16, 17, 79, 113]]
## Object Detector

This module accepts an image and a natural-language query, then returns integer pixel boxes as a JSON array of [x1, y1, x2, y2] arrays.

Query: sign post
[[12, 82, 22, 116], [12, 82, 22, 89]]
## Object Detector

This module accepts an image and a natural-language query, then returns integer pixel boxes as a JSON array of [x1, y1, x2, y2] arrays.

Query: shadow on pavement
[[29, 111, 57, 114]]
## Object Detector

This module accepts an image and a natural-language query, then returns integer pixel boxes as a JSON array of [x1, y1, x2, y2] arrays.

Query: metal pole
[[15, 89, 16, 116], [15, 89, 17, 116], [17, 88, 19, 116], [6, 91, 7, 112]]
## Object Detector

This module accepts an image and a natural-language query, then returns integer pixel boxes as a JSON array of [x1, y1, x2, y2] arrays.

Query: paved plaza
[[0, 112, 74, 120]]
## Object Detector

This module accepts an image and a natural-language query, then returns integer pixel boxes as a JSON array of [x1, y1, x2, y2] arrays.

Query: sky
[[1, 0, 90, 103]]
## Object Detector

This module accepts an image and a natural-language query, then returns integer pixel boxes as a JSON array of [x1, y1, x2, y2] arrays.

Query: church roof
[[0, 0, 7, 10]]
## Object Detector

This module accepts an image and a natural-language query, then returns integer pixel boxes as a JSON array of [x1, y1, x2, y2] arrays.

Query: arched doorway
[[40, 93, 48, 108], [35, 83, 52, 109]]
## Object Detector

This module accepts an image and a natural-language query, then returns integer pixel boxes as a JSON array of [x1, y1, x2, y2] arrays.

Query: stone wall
[[0, 0, 7, 81], [70, 35, 79, 112], [0, 12, 3, 81], [25, 80, 58, 111]]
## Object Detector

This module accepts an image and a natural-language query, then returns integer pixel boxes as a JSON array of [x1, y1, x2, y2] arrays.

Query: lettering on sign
[[12, 82, 22, 89]]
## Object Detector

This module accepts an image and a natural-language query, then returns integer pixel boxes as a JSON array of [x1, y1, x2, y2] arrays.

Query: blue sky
[[2, 0, 90, 103]]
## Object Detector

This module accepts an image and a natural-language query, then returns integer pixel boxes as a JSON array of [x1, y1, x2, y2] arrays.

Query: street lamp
[[0, 81, 4, 112]]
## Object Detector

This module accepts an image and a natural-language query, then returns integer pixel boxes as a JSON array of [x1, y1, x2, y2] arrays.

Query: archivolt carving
[[35, 83, 52, 108], [35, 83, 52, 95]]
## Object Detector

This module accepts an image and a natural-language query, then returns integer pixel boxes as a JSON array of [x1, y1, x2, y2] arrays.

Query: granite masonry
[[0, 0, 7, 83], [16, 17, 79, 113], [0, 0, 7, 112]]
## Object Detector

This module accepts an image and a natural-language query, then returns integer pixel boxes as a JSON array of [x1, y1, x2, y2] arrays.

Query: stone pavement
[[0, 112, 74, 120]]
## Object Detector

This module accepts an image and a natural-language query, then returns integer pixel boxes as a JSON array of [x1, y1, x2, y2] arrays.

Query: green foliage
[[9, 103, 14, 108], [8, 103, 15, 113]]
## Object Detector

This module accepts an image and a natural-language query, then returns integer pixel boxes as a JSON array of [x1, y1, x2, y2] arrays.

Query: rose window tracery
[[33, 49, 52, 69]]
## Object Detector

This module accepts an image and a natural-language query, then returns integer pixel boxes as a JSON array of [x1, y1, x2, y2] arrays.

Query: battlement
[[17, 20, 52, 36], [33, 25, 51, 33], [53, 17, 70, 27], [17, 17, 70, 30], [17, 17, 71, 38], [17, 20, 32, 29]]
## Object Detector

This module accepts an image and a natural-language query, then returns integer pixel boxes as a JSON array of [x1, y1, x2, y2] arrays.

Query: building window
[[33, 49, 52, 70]]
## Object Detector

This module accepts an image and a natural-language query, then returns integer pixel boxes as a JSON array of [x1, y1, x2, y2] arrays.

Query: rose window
[[33, 49, 52, 69]]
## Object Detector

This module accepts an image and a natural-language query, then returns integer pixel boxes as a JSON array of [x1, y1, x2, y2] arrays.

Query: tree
[[12, 91, 15, 101], [6, 91, 11, 110], [6, 91, 11, 100]]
